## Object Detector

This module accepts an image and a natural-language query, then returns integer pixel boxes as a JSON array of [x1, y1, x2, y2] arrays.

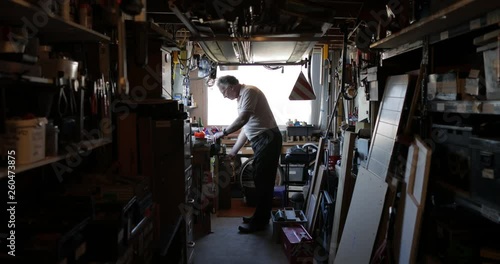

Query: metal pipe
[[325, 27, 348, 138], [340, 24, 349, 99], [325, 89, 342, 138], [168, 1, 201, 37], [217, 61, 307, 66], [189, 36, 345, 42]]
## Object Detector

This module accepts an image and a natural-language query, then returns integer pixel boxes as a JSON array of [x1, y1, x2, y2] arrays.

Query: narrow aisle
[[194, 216, 289, 264]]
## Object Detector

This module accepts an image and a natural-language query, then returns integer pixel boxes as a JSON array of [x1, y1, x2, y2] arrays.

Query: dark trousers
[[250, 127, 282, 225]]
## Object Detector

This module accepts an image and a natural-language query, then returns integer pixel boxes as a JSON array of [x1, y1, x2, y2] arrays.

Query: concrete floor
[[194, 216, 289, 264]]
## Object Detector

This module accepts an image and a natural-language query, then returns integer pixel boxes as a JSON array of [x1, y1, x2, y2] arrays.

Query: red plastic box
[[281, 225, 314, 264]]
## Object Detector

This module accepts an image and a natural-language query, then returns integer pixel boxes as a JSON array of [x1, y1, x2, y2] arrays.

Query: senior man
[[213, 75, 282, 234]]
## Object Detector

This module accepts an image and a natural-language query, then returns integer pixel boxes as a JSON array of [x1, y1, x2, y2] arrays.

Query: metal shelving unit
[[371, 0, 500, 248], [427, 100, 500, 115]]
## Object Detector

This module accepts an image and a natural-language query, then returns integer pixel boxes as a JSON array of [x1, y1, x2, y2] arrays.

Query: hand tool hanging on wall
[[89, 79, 101, 134], [56, 75, 77, 118], [104, 81, 110, 118], [99, 79, 105, 120], [91, 81, 98, 116]]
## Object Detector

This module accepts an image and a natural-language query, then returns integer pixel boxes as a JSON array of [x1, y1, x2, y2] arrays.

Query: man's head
[[217, 75, 240, 100]]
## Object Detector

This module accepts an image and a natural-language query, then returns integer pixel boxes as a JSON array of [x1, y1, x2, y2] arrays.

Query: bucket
[[1, 118, 48, 164]]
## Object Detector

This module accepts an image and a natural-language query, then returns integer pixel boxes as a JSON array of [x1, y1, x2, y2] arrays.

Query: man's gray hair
[[217, 75, 239, 89]]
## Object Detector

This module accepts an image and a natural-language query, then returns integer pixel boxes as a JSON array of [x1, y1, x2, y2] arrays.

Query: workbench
[[220, 139, 319, 156]]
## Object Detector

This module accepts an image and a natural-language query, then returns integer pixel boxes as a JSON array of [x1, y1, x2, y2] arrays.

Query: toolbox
[[281, 225, 314, 264]]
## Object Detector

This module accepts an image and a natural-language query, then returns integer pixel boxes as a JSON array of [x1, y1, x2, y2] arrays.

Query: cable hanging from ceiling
[[263, 65, 283, 71]]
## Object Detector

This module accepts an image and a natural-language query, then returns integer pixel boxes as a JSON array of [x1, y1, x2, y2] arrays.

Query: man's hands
[[225, 152, 236, 160], [213, 131, 225, 141]]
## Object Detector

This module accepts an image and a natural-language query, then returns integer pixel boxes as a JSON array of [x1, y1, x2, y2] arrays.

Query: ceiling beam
[[217, 61, 307, 66], [147, 13, 184, 24], [190, 36, 345, 42]]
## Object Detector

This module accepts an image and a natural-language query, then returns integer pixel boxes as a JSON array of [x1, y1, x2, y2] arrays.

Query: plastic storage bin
[[281, 225, 314, 264], [1, 118, 48, 164], [271, 208, 308, 243]]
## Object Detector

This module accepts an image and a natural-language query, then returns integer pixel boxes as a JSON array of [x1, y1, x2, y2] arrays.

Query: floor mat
[[216, 198, 284, 217]]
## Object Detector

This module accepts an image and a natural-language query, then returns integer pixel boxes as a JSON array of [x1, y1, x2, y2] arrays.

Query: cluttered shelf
[[220, 139, 318, 147], [427, 100, 500, 115], [0, 0, 110, 43], [221, 139, 319, 156], [380, 8, 499, 60], [0, 138, 112, 179], [370, 0, 500, 49]]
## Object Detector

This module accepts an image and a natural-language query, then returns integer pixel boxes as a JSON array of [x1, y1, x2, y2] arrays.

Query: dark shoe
[[238, 224, 266, 234], [242, 216, 253, 223]]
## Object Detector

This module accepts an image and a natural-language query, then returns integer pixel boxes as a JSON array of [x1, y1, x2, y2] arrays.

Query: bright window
[[207, 66, 312, 127]]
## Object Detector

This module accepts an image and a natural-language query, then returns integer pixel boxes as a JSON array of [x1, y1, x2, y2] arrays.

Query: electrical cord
[[264, 65, 283, 70]]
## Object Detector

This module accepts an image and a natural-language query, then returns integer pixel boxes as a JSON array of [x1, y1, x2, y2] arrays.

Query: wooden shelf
[[0, 73, 54, 85], [381, 40, 423, 60], [0, 138, 112, 179], [429, 9, 500, 45], [370, 0, 500, 49], [0, 0, 110, 43], [428, 100, 500, 115]]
